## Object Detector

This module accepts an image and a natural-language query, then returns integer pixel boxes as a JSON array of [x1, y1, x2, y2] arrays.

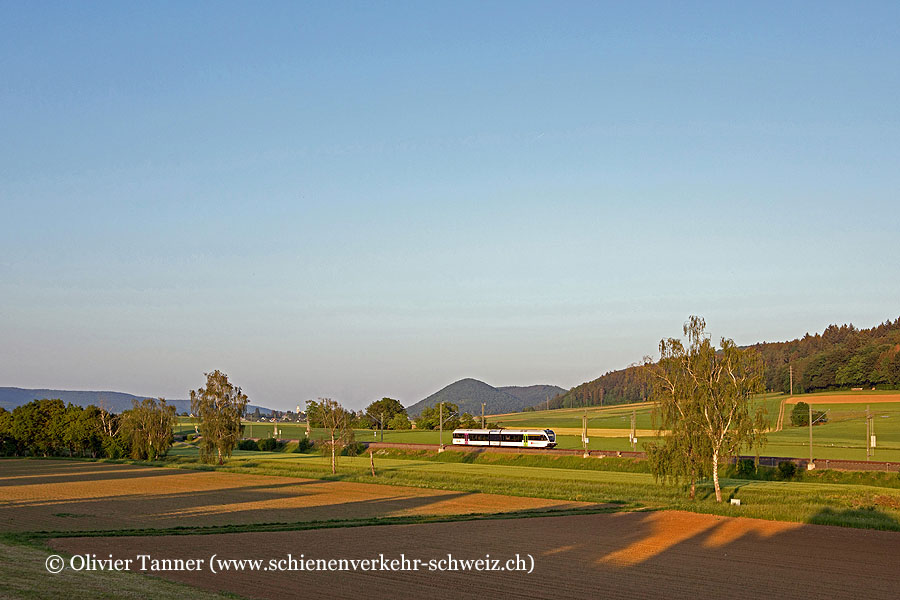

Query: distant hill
[[0, 387, 274, 416], [406, 379, 565, 417], [548, 316, 900, 410], [497, 384, 567, 410]]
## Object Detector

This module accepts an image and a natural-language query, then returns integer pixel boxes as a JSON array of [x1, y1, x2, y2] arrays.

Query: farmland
[[0, 460, 589, 533], [49, 510, 900, 600], [6, 422, 900, 599], [192, 392, 900, 461], [11, 391, 900, 599]]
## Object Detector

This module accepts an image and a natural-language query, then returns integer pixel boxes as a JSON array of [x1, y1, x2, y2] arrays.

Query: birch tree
[[318, 398, 353, 474], [191, 370, 249, 464], [649, 316, 767, 502], [120, 398, 176, 460]]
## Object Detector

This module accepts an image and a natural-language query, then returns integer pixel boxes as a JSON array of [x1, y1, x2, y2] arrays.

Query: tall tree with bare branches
[[191, 370, 249, 464], [318, 398, 353, 474], [648, 316, 767, 502]]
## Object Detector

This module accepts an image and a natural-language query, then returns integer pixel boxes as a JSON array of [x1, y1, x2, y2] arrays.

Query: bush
[[341, 441, 367, 456], [293, 438, 314, 453], [790, 401, 828, 427], [776, 461, 798, 480], [256, 438, 280, 452], [237, 439, 259, 451], [734, 458, 756, 478]]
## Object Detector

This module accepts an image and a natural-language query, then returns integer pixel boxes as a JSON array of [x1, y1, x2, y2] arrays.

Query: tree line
[[0, 397, 175, 460], [305, 397, 496, 432], [752, 318, 900, 393]]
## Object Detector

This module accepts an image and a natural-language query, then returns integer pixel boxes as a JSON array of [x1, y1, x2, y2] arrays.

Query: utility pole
[[808, 402, 814, 469], [789, 365, 793, 397], [866, 405, 871, 461], [481, 402, 485, 429], [380, 411, 384, 443], [630, 409, 636, 451], [871, 408, 876, 457], [439, 401, 444, 451], [582, 412, 589, 458]]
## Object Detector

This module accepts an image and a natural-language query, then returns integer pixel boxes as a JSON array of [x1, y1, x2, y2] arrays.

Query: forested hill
[[751, 318, 900, 393], [406, 379, 565, 417], [545, 317, 900, 410]]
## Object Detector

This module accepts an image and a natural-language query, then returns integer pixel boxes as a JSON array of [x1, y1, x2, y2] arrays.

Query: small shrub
[[734, 458, 756, 478], [790, 401, 828, 427], [341, 441, 366, 456], [293, 438, 314, 453], [237, 439, 259, 451], [776, 461, 798, 480], [257, 438, 280, 452]]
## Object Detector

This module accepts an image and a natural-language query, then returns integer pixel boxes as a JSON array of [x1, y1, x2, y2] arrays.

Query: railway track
[[362, 441, 900, 472]]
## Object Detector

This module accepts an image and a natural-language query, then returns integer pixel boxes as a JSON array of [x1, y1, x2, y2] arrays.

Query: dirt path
[[51, 510, 900, 600], [0, 459, 590, 532]]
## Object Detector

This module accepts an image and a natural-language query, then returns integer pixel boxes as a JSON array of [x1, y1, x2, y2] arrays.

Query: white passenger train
[[451, 428, 557, 448]]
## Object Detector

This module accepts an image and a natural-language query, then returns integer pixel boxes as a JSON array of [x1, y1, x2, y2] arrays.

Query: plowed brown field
[[0, 460, 589, 532], [50, 511, 900, 600]]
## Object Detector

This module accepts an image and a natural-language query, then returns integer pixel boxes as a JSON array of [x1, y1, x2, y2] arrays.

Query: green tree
[[388, 412, 411, 430], [365, 398, 407, 430], [649, 317, 767, 502], [415, 402, 460, 430], [11, 399, 66, 456], [305, 399, 322, 427], [458, 413, 478, 429], [190, 370, 249, 465], [120, 398, 176, 460], [0, 408, 15, 456]]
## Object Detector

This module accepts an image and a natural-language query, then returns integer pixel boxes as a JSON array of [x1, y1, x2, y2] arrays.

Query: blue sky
[[2, 1, 899, 410]]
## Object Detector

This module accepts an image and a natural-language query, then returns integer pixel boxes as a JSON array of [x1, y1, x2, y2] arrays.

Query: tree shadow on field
[[807, 506, 900, 529], [0, 460, 525, 534], [539, 506, 900, 600], [0, 459, 193, 487], [46, 504, 900, 600]]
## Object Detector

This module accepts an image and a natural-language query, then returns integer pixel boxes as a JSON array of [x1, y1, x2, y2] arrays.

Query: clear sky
[[2, 1, 899, 411]]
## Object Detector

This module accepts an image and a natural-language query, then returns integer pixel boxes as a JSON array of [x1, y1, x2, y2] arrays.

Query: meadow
[[174, 391, 900, 461]]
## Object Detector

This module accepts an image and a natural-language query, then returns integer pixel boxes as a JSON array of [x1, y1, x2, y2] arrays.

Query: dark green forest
[[543, 317, 900, 410]]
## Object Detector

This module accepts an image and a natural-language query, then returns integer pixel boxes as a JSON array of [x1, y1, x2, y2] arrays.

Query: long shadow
[[584, 507, 900, 599], [3, 460, 538, 533], [43, 505, 900, 600], [0, 465, 194, 487]]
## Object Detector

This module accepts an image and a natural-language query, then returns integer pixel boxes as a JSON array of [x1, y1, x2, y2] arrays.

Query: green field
[[766, 401, 900, 462], [175, 392, 900, 462]]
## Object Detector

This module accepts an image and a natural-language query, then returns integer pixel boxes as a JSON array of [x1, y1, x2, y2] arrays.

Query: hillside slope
[[497, 384, 566, 409], [406, 379, 564, 417], [0, 387, 273, 415]]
